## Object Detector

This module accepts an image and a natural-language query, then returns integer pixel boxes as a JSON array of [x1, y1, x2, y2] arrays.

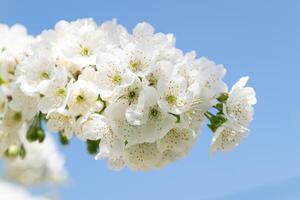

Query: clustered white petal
[[0, 19, 256, 171], [0, 180, 50, 200], [0, 24, 37, 156], [210, 77, 257, 155]]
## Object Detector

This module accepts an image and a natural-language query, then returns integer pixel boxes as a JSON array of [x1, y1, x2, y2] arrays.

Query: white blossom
[[157, 75, 192, 114], [224, 77, 257, 127], [67, 79, 98, 116], [18, 52, 57, 96], [107, 87, 175, 146], [94, 51, 136, 99], [211, 77, 256, 154], [0, 24, 36, 158], [38, 67, 70, 113]]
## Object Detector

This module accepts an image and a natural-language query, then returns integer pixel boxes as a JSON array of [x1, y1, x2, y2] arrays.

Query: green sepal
[[97, 95, 107, 114], [168, 112, 181, 123], [217, 93, 229, 103]]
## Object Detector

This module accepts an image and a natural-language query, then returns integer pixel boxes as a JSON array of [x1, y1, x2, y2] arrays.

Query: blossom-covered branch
[[0, 19, 256, 171]]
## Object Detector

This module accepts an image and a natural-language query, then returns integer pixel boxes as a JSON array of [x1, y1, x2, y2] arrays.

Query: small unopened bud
[[36, 129, 45, 143], [59, 132, 69, 146], [86, 139, 101, 155], [19, 144, 26, 159], [5, 145, 19, 158]]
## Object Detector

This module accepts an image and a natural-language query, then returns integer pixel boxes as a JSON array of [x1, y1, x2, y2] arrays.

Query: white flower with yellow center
[[9, 86, 38, 120], [67, 79, 98, 116], [107, 86, 175, 146], [38, 67, 70, 113], [52, 19, 99, 68], [211, 77, 256, 154], [94, 51, 136, 99], [124, 44, 157, 77], [18, 52, 57, 96], [113, 77, 142, 105], [2, 107, 24, 132], [122, 22, 167, 77], [142, 61, 173, 88], [157, 75, 192, 114]]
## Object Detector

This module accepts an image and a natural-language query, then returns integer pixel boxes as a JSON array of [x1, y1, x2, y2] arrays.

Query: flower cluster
[[0, 24, 37, 157], [0, 19, 256, 171], [0, 24, 67, 185]]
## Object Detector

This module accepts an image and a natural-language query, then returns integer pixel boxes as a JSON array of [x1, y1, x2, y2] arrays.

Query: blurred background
[[0, 0, 299, 199]]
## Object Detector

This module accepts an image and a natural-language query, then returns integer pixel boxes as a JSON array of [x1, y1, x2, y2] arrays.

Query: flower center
[[149, 106, 160, 119], [128, 91, 136, 99], [126, 88, 140, 104], [129, 60, 142, 72], [13, 112, 22, 122], [56, 88, 66, 97], [147, 73, 157, 87], [40, 71, 50, 80], [166, 95, 177, 106], [112, 74, 122, 85], [80, 46, 90, 56], [76, 94, 85, 103]]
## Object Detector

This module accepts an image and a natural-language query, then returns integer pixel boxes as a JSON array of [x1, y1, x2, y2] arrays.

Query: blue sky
[[1, 0, 300, 199]]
